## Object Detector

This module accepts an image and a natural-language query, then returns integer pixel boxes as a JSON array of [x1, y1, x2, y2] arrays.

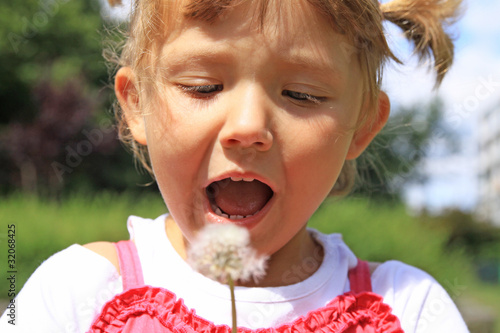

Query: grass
[[1, 192, 499, 331], [0, 191, 167, 299]]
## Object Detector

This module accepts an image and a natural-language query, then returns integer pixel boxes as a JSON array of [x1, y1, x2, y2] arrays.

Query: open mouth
[[206, 177, 274, 220]]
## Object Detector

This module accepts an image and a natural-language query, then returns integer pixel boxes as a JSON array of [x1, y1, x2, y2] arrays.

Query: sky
[[100, 0, 500, 213]]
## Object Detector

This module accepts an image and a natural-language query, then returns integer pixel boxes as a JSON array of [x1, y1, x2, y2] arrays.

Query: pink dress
[[88, 241, 403, 332]]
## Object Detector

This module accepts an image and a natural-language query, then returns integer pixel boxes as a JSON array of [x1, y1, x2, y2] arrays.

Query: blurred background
[[0, 0, 499, 331]]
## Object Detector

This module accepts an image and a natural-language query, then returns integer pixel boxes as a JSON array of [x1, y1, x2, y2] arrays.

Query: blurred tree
[[0, 0, 151, 196], [354, 98, 457, 200], [1, 79, 117, 194], [419, 209, 500, 283], [0, 0, 107, 122], [437, 210, 500, 258]]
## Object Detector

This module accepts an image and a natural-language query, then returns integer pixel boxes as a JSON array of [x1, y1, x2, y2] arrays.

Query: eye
[[282, 90, 326, 105], [179, 84, 223, 98]]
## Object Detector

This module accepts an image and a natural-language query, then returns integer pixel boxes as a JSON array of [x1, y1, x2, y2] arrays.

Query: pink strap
[[114, 240, 145, 290], [348, 259, 373, 293]]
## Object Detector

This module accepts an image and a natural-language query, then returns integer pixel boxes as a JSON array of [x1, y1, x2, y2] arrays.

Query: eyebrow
[[158, 46, 233, 72], [158, 45, 343, 85], [279, 51, 343, 83]]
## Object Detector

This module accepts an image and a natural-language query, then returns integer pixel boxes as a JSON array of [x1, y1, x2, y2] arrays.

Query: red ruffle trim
[[89, 286, 404, 333]]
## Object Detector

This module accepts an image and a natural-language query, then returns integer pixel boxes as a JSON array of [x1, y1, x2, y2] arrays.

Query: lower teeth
[[211, 204, 259, 219]]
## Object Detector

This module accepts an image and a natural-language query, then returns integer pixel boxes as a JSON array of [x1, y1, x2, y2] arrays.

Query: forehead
[[159, 0, 354, 75], [162, 0, 342, 43]]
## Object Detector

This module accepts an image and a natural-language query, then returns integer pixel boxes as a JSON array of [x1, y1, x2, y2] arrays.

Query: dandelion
[[187, 224, 268, 332]]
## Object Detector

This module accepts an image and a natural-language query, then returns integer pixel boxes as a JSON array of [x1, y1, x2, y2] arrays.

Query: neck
[[165, 215, 188, 260], [239, 227, 324, 287]]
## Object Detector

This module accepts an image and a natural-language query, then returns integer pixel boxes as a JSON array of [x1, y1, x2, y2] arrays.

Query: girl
[[1, 0, 468, 332]]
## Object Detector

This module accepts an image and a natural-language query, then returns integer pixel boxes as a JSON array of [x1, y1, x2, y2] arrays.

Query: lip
[[203, 171, 277, 229]]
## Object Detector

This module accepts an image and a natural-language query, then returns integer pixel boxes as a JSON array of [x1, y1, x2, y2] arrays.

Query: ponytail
[[380, 0, 462, 86]]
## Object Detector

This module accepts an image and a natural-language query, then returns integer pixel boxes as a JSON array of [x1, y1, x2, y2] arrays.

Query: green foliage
[[421, 209, 500, 260], [355, 99, 457, 200], [0, 0, 108, 123], [0, 0, 154, 196]]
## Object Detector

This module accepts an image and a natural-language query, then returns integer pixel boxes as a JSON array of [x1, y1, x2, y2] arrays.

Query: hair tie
[[108, 0, 122, 7]]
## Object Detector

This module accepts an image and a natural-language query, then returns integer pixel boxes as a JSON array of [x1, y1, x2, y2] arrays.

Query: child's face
[[118, 1, 387, 256]]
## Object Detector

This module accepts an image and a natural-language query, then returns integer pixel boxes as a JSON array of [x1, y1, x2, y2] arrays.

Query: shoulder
[[32, 243, 120, 280], [371, 260, 439, 311], [83, 241, 120, 274], [25, 244, 122, 296], [4, 244, 122, 332], [372, 260, 469, 333], [372, 260, 435, 289], [371, 260, 450, 303]]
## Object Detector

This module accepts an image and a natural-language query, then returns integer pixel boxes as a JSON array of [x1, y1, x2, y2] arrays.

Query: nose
[[219, 85, 273, 152]]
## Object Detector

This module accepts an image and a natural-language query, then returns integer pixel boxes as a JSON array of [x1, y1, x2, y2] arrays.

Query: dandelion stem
[[229, 276, 237, 333]]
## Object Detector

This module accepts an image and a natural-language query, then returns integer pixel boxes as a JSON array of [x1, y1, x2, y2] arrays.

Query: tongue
[[211, 180, 273, 216]]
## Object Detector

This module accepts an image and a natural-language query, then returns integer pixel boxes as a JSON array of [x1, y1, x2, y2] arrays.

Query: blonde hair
[[106, 0, 462, 195]]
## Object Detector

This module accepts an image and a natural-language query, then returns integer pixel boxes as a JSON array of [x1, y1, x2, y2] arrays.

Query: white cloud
[[461, 0, 500, 39]]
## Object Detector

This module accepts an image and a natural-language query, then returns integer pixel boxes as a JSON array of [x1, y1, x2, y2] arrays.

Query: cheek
[[145, 96, 213, 170], [283, 115, 354, 197], [143, 101, 214, 213], [286, 113, 353, 163]]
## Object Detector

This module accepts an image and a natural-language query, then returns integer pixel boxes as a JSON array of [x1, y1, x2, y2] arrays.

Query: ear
[[115, 67, 147, 145], [346, 91, 390, 160]]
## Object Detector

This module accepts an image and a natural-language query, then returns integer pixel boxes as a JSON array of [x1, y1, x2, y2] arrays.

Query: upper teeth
[[230, 177, 254, 182]]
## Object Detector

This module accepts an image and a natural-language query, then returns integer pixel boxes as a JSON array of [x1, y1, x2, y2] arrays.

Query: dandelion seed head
[[187, 224, 268, 284]]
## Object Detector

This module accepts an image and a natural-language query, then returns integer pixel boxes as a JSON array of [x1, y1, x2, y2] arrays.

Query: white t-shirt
[[0, 214, 469, 332]]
